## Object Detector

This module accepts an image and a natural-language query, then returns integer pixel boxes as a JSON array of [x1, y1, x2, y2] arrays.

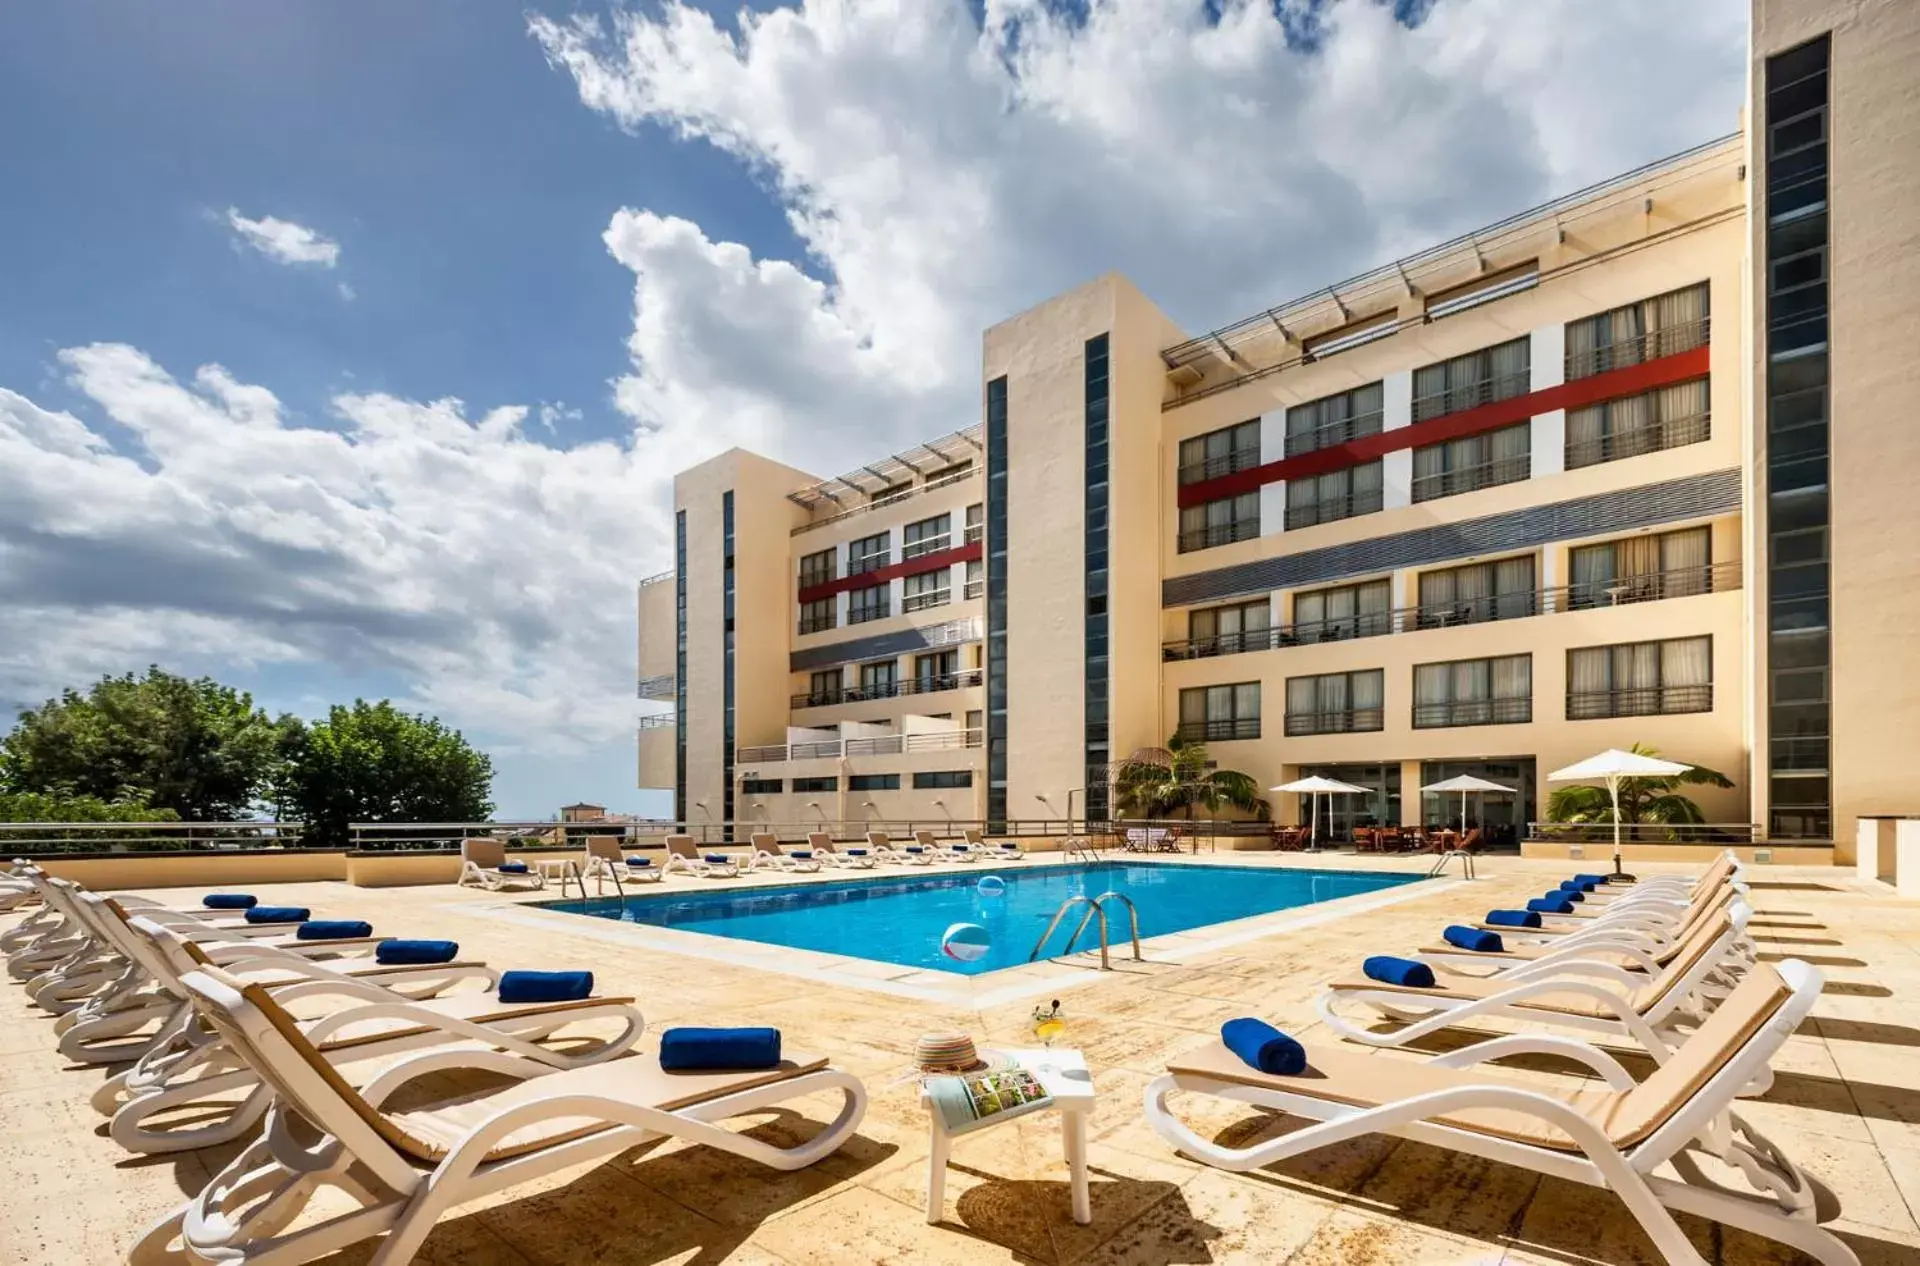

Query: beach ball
[[941, 922, 992, 963], [976, 875, 1007, 897]]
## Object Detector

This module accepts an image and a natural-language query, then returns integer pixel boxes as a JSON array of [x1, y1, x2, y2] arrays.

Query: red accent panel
[[796, 541, 982, 603], [1175, 345, 1713, 509]]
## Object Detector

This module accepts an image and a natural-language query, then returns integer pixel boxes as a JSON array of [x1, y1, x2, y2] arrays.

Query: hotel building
[[639, 0, 1920, 865]]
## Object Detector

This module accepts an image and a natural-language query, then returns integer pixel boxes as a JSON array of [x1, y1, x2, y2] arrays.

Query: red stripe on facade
[[1175, 345, 1713, 509], [796, 541, 983, 603]]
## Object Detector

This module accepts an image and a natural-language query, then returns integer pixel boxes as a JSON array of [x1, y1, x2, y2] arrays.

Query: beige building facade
[[641, 1, 1919, 860]]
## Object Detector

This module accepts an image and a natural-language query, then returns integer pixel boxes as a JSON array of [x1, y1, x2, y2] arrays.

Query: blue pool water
[[535, 861, 1426, 976]]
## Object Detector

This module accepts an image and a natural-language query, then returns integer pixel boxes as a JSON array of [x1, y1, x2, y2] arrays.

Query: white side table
[[920, 1046, 1095, 1226], [531, 858, 576, 889]]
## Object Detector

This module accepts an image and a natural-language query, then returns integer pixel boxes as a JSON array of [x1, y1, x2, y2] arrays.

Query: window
[[902, 568, 950, 613], [1425, 262, 1539, 320], [1084, 332, 1112, 820], [965, 502, 984, 544], [848, 583, 890, 624], [913, 649, 960, 689], [798, 597, 835, 635], [848, 532, 890, 575], [799, 548, 836, 589], [966, 709, 983, 740], [1177, 682, 1261, 742], [1178, 419, 1261, 484], [1567, 636, 1713, 719], [740, 778, 784, 795], [903, 514, 951, 560], [1286, 382, 1384, 457], [925, 460, 973, 484], [1178, 492, 1260, 553], [1568, 528, 1713, 609], [857, 660, 898, 699], [1411, 422, 1530, 502], [1566, 380, 1710, 469], [792, 776, 838, 793], [1292, 579, 1391, 643], [1565, 282, 1710, 380], [1304, 311, 1396, 359], [1412, 337, 1530, 422], [1416, 556, 1537, 628], [1284, 670, 1384, 735], [964, 558, 983, 599], [849, 773, 900, 791], [805, 669, 842, 707], [1285, 461, 1383, 529], [913, 770, 974, 790], [1413, 656, 1532, 728], [1187, 599, 1272, 657], [986, 376, 1009, 829], [870, 483, 912, 507]]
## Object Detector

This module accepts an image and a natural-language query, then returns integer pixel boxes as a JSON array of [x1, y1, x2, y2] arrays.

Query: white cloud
[[337, 281, 356, 301], [225, 208, 342, 268]]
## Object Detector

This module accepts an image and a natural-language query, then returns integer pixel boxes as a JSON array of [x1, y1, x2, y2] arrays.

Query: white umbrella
[[1270, 776, 1370, 852], [1547, 749, 1692, 877], [1419, 774, 1517, 838]]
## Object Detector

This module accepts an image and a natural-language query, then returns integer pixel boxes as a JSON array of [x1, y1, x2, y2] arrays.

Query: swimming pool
[[534, 861, 1426, 976]]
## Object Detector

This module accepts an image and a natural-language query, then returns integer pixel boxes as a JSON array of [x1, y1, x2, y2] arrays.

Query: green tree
[[1112, 734, 1269, 821], [0, 667, 293, 819], [0, 790, 180, 823], [277, 700, 494, 847], [1545, 742, 1736, 826]]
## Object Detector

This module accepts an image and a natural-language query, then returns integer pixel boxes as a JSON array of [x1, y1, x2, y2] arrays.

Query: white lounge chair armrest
[[1426, 1034, 1639, 1089], [271, 975, 439, 1014], [1500, 959, 1649, 989], [358, 1047, 555, 1109]]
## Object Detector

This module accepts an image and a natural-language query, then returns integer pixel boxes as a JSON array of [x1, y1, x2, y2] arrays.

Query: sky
[[0, 0, 1749, 820]]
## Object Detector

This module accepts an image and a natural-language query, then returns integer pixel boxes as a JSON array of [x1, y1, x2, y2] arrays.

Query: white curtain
[[1661, 528, 1712, 596], [1350, 670, 1384, 719], [1487, 338, 1532, 400], [1493, 655, 1531, 701], [1662, 637, 1712, 686]]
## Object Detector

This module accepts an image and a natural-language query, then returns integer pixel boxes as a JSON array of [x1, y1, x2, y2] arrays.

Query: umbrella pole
[[1608, 773, 1636, 883]]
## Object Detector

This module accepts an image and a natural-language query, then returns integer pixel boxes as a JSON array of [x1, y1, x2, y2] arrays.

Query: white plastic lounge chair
[[663, 835, 739, 877], [131, 964, 866, 1266], [1474, 861, 1746, 943], [913, 830, 970, 863], [811, 833, 874, 869], [1147, 961, 1855, 1266], [863, 830, 905, 862], [748, 833, 821, 873], [1424, 885, 1755, 978], [965, 828, 1024, 861], [458, 838, 545, 891], [580, 836, 663, 890]]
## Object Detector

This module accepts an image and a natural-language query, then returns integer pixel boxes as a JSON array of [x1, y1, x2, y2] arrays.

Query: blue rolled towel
[[1220, 1017, 1306, 1076], [904, 846, 925, 854], [1444, 925, 1504, 953], [295, 920, 373, 940], [1551, 887, 1586, 903], [376, 939, 458, 965], [497, 861, 529, 874], [1486, 909, 1543, 928], [1573, 873, 1612, 885], [1526, 896, 1575, 915], [498, 970, 593, 1004], [623, 856, 652, 867], [243, 906, 309, 924], [201, 893, 257, 910], [659, 1026, 782, 1071], [846, 848, 868, 856], [703, 854, 730, 865], [1559, 879, 1598, 893], [791, 850, 814, 859], [1363, 955, 1436, 988]]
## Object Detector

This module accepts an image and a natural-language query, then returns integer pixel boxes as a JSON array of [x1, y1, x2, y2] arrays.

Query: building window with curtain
[[912, 649, 960, 692], [1564, 282, 1710, 380], [1416, 556, 1537, 628], [913, 770, 973, 790], [1178, 419, 1261, 484], [798, 548, 835, 589], [1285, 382, 1384, 457], [1411, 422, 1531, 502], [1568, 527, 1713, 609], [1186, 599, 1272, 657], [1565, 379, 1711, 469], [1413, 655, 1532, 728], [902, 568, 950, 612], [903, 514, 951, 560], [1284, 670, 1384, 736], [848, 531, 890, 575], [1291, 578, 1392, 642], [856, 659, 898, 701], [1177, 682, 1261, 742], [804, 669, 842, 707], [1411, 337, 1530, 422], [798, 597, 836, 635], [964, 502, 984, 544], [1284, 460, 1383, 529], [848, 583, 890, 624], [964, 558, 983, 599], [1178, 492, 1260, 553], [1567, 636, 1712, 719]]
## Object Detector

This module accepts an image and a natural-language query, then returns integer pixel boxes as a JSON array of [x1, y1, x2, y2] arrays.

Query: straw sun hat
[[914, 1031, 1002, 1074]]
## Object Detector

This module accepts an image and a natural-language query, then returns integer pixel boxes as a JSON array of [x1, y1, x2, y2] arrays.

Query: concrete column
[[1856, 817, 1896, 884], [1259, 407, 1287, 463], [1260, 480, 1288, 537], [1382, 451, 1413, 509], [1897, 821, 1920, 900], [1530, 323, 1566, 479], [1383, 371, 1413, 431], [1400, 759, 1425, 826]]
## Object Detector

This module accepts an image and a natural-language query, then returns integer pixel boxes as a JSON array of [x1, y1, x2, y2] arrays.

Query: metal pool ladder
[[1427, 849, 1477, 880], [559, 858, 629, 915], [1028, 891, 1142, 970]]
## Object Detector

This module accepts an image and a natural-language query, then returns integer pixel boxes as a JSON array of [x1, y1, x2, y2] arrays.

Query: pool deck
[[5, 850, 1920, 1265]]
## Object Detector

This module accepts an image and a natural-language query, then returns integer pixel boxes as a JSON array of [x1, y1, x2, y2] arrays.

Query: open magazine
[[924, 1064, 1054, 1135]]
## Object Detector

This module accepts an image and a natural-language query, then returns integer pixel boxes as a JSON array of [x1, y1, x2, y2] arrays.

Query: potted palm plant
[[1112, 735, 1268, 850]]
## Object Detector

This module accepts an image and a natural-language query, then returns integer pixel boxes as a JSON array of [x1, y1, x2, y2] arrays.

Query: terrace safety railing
[[1564, 411, 1712, 470], [0, 820, 310, 857], [1410, 453, 1531, 503], [1564, 315, 1711, 381], [791, 464, 981, 536], [1177, 445, 1264, 486], [1162, 560, 1742, 661], [1283, 708, 1386, 737], [1566, 683, 1714, 720], [1283, 487, 1385, 531], [346, 816, 1259, 852], [1177, 517, 1261, 554], [1283, 408, 1386, 460], [738, 727, 984, 765], [1525, 821, 1774, 847], [1411, 697, 1533, 728], [791, 669, 983, 710]]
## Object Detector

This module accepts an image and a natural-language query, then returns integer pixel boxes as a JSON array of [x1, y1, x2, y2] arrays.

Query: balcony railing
[[1174, 718, 1261, 743], [1411, 369, 1531, 424], [1565, 411, 1711, 470], [791, 464, 980, 536], [1284, 709, 1384, 737], [1565, 316, 1710, 381], [902, 535, 951, 561], [1284, 409, 1384, 459], [902, 588, 952, 613], [799, 567, 836, 589], [636, 674, 674, 701], [848, 601, 891, 625], [964, 523, 984, 544], [791, 668, 983, 709], [1178, 446, 1263, 485], [1567, 683, 1714, 720], [963, 578, 984, 600], [1412, 697, 1533, 729], [798, 612, 837, 635], [1411, 454, 1531, 503], [737, 728, 984, 764], [1284, 487, 1384, 530], [1162, 561, 1741, 661], [847, 551, 892, 576], [638, 714, 675, 730], [1177, 518, 1261, 554]]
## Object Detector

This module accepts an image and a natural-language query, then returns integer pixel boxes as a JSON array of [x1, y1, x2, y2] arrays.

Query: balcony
[[1411, 453, 1531, 503], [902, 535, 952, 562], [1565, 315, 1710, 380], [635, 674, 674, 702], [1284, 487, 1384, 531], [799, 566, 836, 589], [1411, 369, 1531, 424], [738, 727, 983, 764], [964, 523, 984, 545], [791, 668, 984, 710], [791, 462, 979, 537], [902, 588, 952, 614], [847, 601, 892, 625], [1162, 561, 1741, 662], [1284, 409, 1384, 459], [963, 579, 984, 600], [847, 551, 892, 577], [1174, 717, 1261, 743], [1565, 411, 1711, 470], [638, 714, 675, 730], [1284, 709, 1384, 737], [1177, 518, 1260, 554], [1177, 446, 1263, 486], [1567, 683, 1714, 720], [798, 612, 837, 635], [1412, 697, 1533, 729]]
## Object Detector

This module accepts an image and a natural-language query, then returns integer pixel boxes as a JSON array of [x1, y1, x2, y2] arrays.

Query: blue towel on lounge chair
[[243, 906, 309, 924], [1550, 887, 1585, 903], [659, 1026, 781, 1071], [1221, 1017, 1306, 1075], [498, 970, 593, 1004], [1526, 896, 1575, 915], [1559, 878, 1598, 893], [1573, 873, 1612, 885], [295, 920, 373, 941], [376, 939, 458, 965], [791, 850, 814, 859], [1444, 925, 1503, 953], [704, 854, 730, 865], [1363, 955, 1435, 988], [201, 893, 257, 910], [846, 848, 868, 856], [904, 845, 925, 854], [624, 856, 652, 867], [497, 861, 529, 874], [1486, 909, 1542, 928]]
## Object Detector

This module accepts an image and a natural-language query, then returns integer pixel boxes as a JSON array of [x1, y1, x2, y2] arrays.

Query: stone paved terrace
[[4, 851, 1918, 1265]]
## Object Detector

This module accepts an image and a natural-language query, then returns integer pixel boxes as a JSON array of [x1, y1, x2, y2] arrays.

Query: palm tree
[[1545, 743, 1735, 826], [1112, 734, 1268, 821]]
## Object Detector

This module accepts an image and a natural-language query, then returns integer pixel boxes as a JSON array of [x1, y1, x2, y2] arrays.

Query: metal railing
[[1284, 410, 1385, 459], [963, 579, 984, 600], [1283, 487, 1384, 531], [1177, 446, 1263, 486], [964, 523, 983, 544], [639, 569, 674, 587], [1283, 708, 1385, 737], [1411, 368, 1532, 425], [798, 613, 836, 634], [1411, 453, 1531, 502], [847, 601, 891, 625], [1566, 684, 1714, 720], [1565, 316, 1710, 381], [1411, 697, 1533, 729], [1173, 718, 1260, 743], [902, 535, 951, 561], [635, 674, 674, 701], [902, 588, 952, 613], [637, 714, 675, 730], [1565, 411, 1711, 469], [847, 550, 891, 576], [739, 727, 984, 764], [791, 669, 983, 710], [0, 820, 310, 857], [791, 465, 980, 536], [799, 566, 836, 589], [1526, 821, 1769, 846], [1177, 518, 1261, 554]]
